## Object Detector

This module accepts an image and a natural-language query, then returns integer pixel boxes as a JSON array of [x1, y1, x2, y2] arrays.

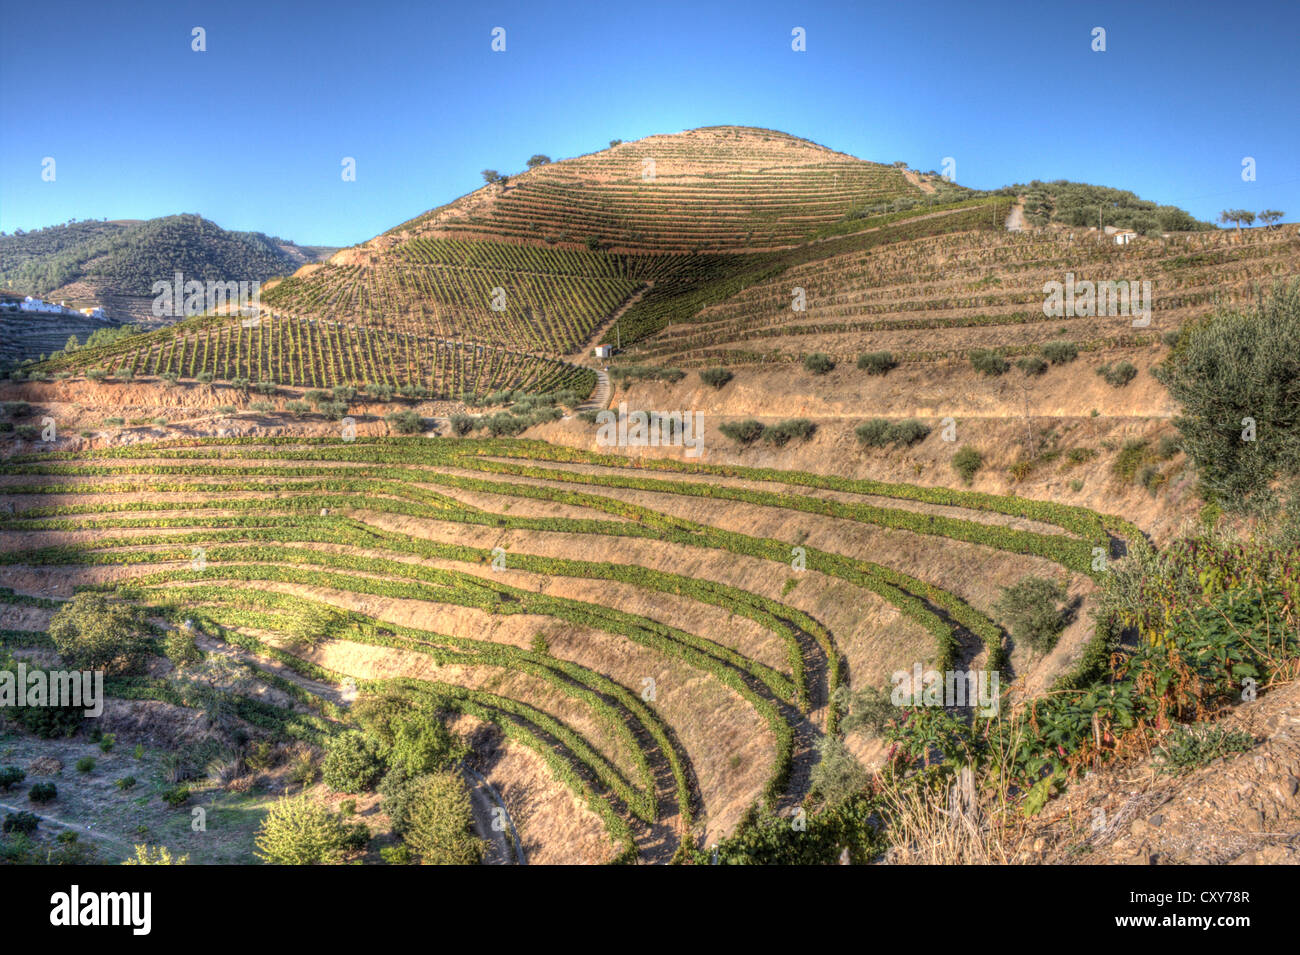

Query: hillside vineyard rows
[[0, 436, 1139, 861]]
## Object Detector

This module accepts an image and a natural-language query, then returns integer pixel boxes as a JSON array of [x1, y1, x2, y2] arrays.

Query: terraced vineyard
[[624, 221, 1300, 367], [0, 435, 1139, 862], [31, 313, 595, 396]]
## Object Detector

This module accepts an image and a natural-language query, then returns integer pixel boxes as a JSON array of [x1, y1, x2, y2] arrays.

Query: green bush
[[1157, 281, 1300, 510], [699, 368, 734, 389], [890, 419, 931, 446], [75, 757, 95, 774], [761, 419, 815, 447], [254, 795, 349, 865], [160, 786, 190, 807], [1041, 340, 1078, 364], [1016, 356, 1048, 376], [116, 776, 137, 791], [857, 351, 896, 375], [385, 410, 424, 434], [402, 770, 485, 865], [970, 349, 1009, 376], [449, 413, 475, 436], [48, 592, 150, 674], [718, 419, 765, 444], [995, 576, 1068, 653], [952, 447, 983, 484], [803, 353, 835, 375], [855, 419, 893, 448], [164, 628, 202, 669], [1097, 361, 1138, 387], [29, 782, 56, 805], [0, 767, 25, 791], [3, 811, 38, 835], [323, 731, 384, 794]]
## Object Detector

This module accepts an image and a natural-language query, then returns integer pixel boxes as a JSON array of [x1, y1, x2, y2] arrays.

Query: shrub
[[385, 410, 424, 434], [970, 349, 1009, 376], [855, 419, 893, 448], [1096, 361, 1138, 387], [252, 381, 277, 396], [353, 694, 466, 779], [366, 383, 394, 402], [75, 757, 95, 774], [809, 737, 870, 807], [195, 372, 213, 384], [449, 413, 475, 436], [319, 401, 349, 420], [332, 385, 357, 403], [254, 795, 349, 865], [161, 786, 190, 808], [0, 767, 25, 791], [699, 368, 734, 389], [762, 419, 815, 447], [285, 400, 310, 414], [116, 776, 137, 791], [803, 353, 835, 375], [1155, 724, 1256, 773], [890, 419, 931, 447], [1112, 440, 1150, 483], [402, 771, 485, 865], [857, 351, 896, 375], [530, 633, 549, 655], [1041, 340, 1078, 364], [323, 732, 384, 794], [718, 419, 765, 444], [952, 447, 983, 484], [995, 577, 1068, 653], [29, 783, 56, 805], [249, 401, 275, 413], [124, 845, 188, 865], [164, 628, 202, 670], [1016, 356, 1048, 376], [48, 592, 150, 675], [3, 811, 38, 835]]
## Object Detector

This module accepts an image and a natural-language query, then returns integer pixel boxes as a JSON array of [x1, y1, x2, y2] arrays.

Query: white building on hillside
[[1113, 230, 1138, 246]]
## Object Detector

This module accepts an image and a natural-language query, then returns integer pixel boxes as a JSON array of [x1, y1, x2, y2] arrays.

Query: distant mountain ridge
[[0, 214, 337, 305]]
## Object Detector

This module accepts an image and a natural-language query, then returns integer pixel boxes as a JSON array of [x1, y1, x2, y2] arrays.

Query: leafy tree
[[995, 576, 1068, 653], [526, 155, 551, 169], [1156, 280, 1300, 510], [480, 170, 502, 186], [48, 592, 150, 674], [1219, 209, 1256, 234], [402, 771, 484, 865], [254, 795, 349, 865], [352, 693, 466, 777], [1258, 209, 1285, 230], [952, 447, 983, 484], [608, 139, 623, 148], [699, 368, 733, 389]]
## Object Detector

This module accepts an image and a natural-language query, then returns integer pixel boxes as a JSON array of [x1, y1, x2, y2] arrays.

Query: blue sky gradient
[[1, 0, 1296, 246]]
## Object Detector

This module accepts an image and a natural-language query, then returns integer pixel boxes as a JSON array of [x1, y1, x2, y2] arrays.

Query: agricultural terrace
[[28, 313, 595, 397], [623, 220, 1300, 368], [0, 436, 1139, 862]]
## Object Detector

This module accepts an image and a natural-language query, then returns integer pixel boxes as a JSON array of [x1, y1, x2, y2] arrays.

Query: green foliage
[[1097, 360, 1138, 387], [3, 811, 38, 835], [1158, 281, 1300, 511], [323, 731, 384, 794], [1014, 180, 1209, 234], [116, 776, 136, 790], [857, 351, 896, 375], [1155, 724, 1255, 773], [48, 592, 150, 674], [0, 767, 25, 791], [164, 628, 202, 669], [809, 736, 869, 806], [698, 368, 733, 389], [352, 693, 467, 778], [803, 352, 835, 375], [1041, 340, 1079, 364], [28, 782, 56, 804], [995, 576, 1068, 653], [761, 419, 815, 447], [1016, 356, 1047, 376], [857, 418, 930, 448], [970, 349, 1009, 376], [718, 418, 765, 444], [160, 786, 190, 807], [75, 757, 95, 773], [254, 795, 349, 865], [385, 410, 424, 434], [952, 447, 983, 484], [401, 770, 484, 865]]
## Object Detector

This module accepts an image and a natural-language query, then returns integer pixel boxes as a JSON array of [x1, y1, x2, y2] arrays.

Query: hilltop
[[0, 215, 337, 324]]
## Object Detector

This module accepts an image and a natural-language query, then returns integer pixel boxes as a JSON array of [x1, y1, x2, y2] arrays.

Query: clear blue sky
[[1, 0, 1296, 247]]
